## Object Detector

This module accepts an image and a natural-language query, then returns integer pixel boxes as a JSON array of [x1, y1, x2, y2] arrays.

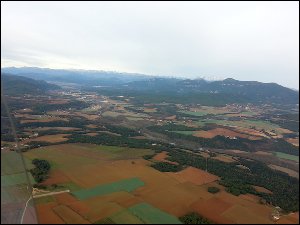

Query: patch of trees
[[270, 139, 299, 156], [148, 125, 258, 151], [105, 125, 140, 137], [161, 150, 298, 212], [142, 154, 156, 160], [33, 100, 89, 113], [207, 187, 220, 194], [150, 162, 183, 172], [30, 159, 51, 183], [179, 213, 212, 224]]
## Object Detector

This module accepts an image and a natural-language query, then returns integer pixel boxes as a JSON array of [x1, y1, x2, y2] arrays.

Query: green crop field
[[180, 110, 211, 116], [128, 203, 182, 224], [274, 152, 299, 162], [1, 152, 34, 175], [1, 173, 35, 187], [172, 131, 196, 135], [197, 119, 281, 131], [72, 177, 144, 200], [107, 209, 144, 224]]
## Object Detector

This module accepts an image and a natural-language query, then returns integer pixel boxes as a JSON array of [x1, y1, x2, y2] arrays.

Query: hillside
[[1, 74, 61, 95]]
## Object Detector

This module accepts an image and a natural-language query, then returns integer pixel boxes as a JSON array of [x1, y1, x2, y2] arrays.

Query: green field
[[24, 144, 154, 169], [197, 119, 281, 131], [1, 151, 34, 175], [274, 152, 299, 162], [128, 203, 182, 224], [72, 177, 144, 200], [172, 131, 196, 135], [107, 209, 144, 224], [1, 173, 35, 187], [180, 110, 212, 116]]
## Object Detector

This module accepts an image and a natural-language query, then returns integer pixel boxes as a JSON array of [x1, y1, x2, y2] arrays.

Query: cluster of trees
[[142, 154, 156, 160], [30, 159, 51, 183], [179, 213, 212, 224], [148, 125, 256, 151], [207, 187, 220, 194], [33, 100, 89, 113], [150, 162, 183, 172], [105, 125, 140, 137], [158, 150, 299, 212]]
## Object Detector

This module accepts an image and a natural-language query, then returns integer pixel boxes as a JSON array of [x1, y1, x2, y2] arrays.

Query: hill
[[1, 74, 61, 95]]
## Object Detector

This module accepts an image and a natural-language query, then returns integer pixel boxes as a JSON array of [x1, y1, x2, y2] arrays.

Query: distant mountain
[[1, 74, 61, 95], [1, 67, 150, 86], [1, 67, 298, 104]]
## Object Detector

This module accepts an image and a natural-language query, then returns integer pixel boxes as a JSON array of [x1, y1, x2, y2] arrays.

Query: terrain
[[1, 70, 299, 224]]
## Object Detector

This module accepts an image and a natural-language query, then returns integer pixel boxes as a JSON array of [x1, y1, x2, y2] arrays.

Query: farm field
[[268, 164, 299, 179], [22, 143, 284, 224], [23, 134, 71, 143], [274, 152, 299, 162]]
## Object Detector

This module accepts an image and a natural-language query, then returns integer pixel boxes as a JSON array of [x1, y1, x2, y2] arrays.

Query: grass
[[197, 119, 281, 131], [72, 177, 144, 200], [128, 203, 182, 224], [1, 172, 35, 187], [33, 195, 55, 205], [172, 131, 196, 135], [274, 152, 299, 162], [108, 209, 144, 224], [1, 151, 34, 175], [180, 111, 211, 117]]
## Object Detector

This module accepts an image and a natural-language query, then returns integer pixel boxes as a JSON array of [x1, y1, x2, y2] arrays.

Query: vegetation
[[158, 149, 299, 212], [30, 159, 51, 183], [207, 186, 220, 194], [150, 162, 183, 172], [179, 212, 212, 224]]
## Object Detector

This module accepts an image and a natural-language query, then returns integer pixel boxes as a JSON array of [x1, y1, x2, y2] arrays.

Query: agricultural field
[[274, 152, 299, 162], [22, 143, 287, 224]]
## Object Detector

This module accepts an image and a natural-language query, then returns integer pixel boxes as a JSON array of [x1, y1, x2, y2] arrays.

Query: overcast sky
[[1, 1, 299, 89]]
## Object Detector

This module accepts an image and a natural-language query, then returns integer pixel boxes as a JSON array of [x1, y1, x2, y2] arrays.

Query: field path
[[33, 190, 70, 198]]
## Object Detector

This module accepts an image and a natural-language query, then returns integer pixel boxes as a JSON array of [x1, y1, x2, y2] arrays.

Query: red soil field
[[190, 197, 235, 224], [42, 170, 70, 186], [52, 205, 90, 224], [253, 185, 273, 194], [166, 166, 219, 185], [153, 151, 179, 165], [36, 202, 65, 224], [193, 128, 262, 140]]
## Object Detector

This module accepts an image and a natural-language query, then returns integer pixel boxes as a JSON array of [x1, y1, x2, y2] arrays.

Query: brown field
[[193, 128, 262, 140], [85, 132, 99, 136], [26, 143, 291, 224], [85, 124, 98, 128], [221, 205, 272, 224], [42, 170, 70, 186], [253, 185, 273, 194], [48, 99, 70, 104], [52, 205, 90, 224], [213, 154, 236, 163], [228, 149, 249, 154], [25, 134, 70, 143], [165, 115, 176, 120], [20, 117, 68, 124], [153, 151, 179, 165], [47, 111, 70, 116], [232, 127, 269, 138], [31, 127, 80, 131], [143, 108, 157, 113], [36, 202, 65, 224], [191, 197, 235, 224], [286, 138, 299, 147], [129, 135, 147, 139], [254, 151, 273, 156], [268, 164, 299, 179], [166, 166, 219, 185], [74, 112, 100, 120]]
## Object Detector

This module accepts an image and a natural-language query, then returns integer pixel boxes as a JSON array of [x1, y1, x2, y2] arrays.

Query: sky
[[1, 1, 299, 89]]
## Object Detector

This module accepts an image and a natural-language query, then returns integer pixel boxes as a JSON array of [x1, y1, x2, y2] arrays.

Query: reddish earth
[[153, 151, 179, 165], [193, 128, 262, 140], [166, 166, 219, 185], [253, 185, 273, 194]]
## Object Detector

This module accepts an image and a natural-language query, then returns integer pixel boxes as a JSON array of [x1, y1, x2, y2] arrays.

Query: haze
[[1, 1, 299, 89]]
